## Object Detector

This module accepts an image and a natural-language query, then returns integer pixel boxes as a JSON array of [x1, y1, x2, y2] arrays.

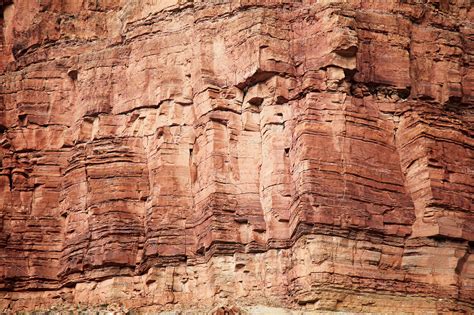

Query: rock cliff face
[[0, 0, 473, 313]]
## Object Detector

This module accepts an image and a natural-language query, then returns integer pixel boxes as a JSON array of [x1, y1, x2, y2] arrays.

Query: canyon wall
[[0, 0, 473, 313]]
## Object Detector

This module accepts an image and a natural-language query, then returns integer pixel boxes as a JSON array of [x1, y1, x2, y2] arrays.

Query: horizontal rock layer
[[0, 0, 473, 313]]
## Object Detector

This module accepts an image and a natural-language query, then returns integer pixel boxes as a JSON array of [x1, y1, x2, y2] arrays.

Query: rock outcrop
[[0, 0, 473, 313]]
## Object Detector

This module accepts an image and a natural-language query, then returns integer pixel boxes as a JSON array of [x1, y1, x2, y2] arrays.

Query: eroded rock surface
[[0, 0, 473, 313]]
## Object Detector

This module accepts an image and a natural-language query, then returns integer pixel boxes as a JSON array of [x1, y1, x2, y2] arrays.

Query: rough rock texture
[[0, 0, 473, 313]]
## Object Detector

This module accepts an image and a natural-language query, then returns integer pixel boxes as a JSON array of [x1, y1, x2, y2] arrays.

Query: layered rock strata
[[0, 0, 473, 313]]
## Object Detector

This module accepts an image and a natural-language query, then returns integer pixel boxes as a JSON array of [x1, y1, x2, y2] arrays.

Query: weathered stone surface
[[0, 0, 473, 313]]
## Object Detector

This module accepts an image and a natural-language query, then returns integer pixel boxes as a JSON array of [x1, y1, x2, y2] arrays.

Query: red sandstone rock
[[0, 0, 473, 313]]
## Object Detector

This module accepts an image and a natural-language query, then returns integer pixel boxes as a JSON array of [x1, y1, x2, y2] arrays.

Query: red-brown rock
[[0, 0, 473, 313]]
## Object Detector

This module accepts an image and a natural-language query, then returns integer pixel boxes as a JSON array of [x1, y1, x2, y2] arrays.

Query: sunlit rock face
[[0, 0, 473, 313]]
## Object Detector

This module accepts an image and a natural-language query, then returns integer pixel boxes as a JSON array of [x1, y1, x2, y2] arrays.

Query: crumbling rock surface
[[0, 0, 473, 313]]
